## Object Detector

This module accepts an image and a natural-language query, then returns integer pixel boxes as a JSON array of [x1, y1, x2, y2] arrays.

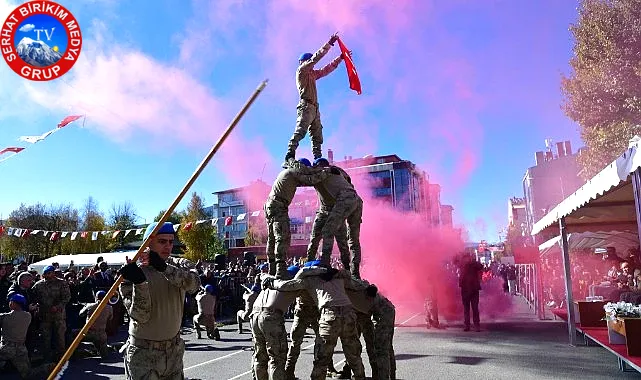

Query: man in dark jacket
[[459, 254, 484, 332]]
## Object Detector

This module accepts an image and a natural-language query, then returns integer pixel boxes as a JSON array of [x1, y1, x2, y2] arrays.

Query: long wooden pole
[[48, 79, 269, 380]]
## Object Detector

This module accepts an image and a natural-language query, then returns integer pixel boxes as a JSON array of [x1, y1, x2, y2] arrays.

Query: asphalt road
[[5, 298, 641, 379]]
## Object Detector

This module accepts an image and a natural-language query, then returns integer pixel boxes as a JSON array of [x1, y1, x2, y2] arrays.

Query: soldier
[[424, 281, 440, 329], [284, 33, 344, 165], [370, 285, 396, 380], [194, 285, 220, 340], [342, 279, 377, 379], [285, 287, 322, 380], [0, 294, 32, 378], [251, 266, 300, 380], [264, 158, 330, 277], [237, 284, 260, 334], [314, 158, 364, 278], [263, 261, 366, 380], [78, 290, 113, 357], [32, 264, 71, 361], [459, 253, 484, 332], [118, 221, 201, 380]]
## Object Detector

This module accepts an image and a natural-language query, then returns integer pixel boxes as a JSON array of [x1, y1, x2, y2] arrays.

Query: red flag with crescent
[[337, 38, 362, 95]]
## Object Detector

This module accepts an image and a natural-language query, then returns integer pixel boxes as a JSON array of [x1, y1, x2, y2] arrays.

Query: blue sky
[[0, 0, 583, 241], [15, 13, 67, 52]]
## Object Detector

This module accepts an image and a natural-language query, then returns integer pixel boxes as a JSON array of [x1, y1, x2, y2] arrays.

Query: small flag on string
[[58, 115, 84, 128]]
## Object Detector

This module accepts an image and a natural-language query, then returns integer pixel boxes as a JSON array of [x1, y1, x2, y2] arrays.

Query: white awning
[[29, 251, 137, 274], [531, 138, 641, 235], [538, 231, 639, 257]]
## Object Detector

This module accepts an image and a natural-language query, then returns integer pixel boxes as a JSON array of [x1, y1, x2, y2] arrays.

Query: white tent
[[538, 231, 639, 257], [29, 251, 137, 274]]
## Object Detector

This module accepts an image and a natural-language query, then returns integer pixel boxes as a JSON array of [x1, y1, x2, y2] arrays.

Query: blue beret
[[287, 265, 300, 277], [251, 284, 261, 292], [303, 260, 321, 268], [205, 285, 215, 294], [9, 293, 26, 307], [43, 265, 55, 274], [143, 222, 175, 241], [96, 290, 107, 299], [259, 263, 269, 270]]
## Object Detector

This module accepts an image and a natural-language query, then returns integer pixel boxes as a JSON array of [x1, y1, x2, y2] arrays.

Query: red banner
[[337, 38, 362, 95]]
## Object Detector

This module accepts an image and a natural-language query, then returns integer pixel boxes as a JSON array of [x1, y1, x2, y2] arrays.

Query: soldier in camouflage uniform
[[284, 33, 343, 164], [314, 158, 364, 278], [79, 290, 113, 357], [263, 261, 367, 380], [370, 286, 396, 380], [237, 284, 260, 334], [250, 266, 300, 380], [194, 285, 220, 340], [0, 294, 33, 378], [285, 289, 323, 380], [32, 264, 71, 361], [343, 278, 378, 379], [265, 159, 330, 277], [118, 222, 201, 380]]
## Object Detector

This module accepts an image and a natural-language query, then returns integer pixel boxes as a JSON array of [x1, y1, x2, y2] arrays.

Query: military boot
[[337, 364, 351, 379], [212, 328, 221, 340], [282, 152, 296, 168], [195, 324, 203, 339]]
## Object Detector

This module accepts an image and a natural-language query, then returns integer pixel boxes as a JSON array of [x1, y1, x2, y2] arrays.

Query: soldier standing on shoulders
[[118, 222, 201, 380], [264, 158, 330, 277], [284, 33, 344, 165], [32, 264, 71, 362]]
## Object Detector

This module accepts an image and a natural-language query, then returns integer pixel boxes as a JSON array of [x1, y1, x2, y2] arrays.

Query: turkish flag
[[58, 115, 83, 128], [183, 222, 193, 231], [0, 147, 25, 155], [225, 216, 233, 226], [337, 38, 362, 95]]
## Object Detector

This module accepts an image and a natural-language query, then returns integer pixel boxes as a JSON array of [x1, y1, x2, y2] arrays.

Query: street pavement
[[5, 297, 641, 379]]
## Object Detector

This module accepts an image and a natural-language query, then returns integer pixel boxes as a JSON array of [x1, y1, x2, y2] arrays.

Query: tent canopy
[[532, 138, 641, 236], [29, 251, 136, 274], [538, 231, 639, 257]]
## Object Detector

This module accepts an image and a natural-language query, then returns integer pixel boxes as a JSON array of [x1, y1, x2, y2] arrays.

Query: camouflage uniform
[[265, 165, 329, 276], [316, 165, 363, 278], [344, 279, 377, 378], [32, 275, 71, 360], [79, 301, 113, 357], [306, 204, 350, 269], [286, 39, 343, 160], [237, 289, 259, 334], [193, 291, 218, 339], [265, 268, 366, 380], [372, 294, 396, 380], [250, 278, 299, 380], [119, 256, 201, 380], [285, 291, 322, 379], [0, 309, 32, 378]]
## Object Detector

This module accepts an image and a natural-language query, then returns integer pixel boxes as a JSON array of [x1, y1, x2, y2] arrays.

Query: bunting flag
[[58, 115, 84, 128], [0, 147, 25, 163], [18, 129, 57, 144], [337, 37, 362, 95]]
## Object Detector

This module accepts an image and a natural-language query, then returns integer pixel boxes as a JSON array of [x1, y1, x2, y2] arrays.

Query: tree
[[75, 197, 108, 254], [107, 201, 139, 250], [153, 209, 184, 225], [244, 222, 267, 247], [178, 192, 218, 261], [561, 0, 641, 179]]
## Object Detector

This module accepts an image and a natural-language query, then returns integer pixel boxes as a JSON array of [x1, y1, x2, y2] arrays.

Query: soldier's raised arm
[[300, 34, 338, 69], [153, 253, 201, 293], [313, 55, 343, 80], [118, 262, 152, 324]]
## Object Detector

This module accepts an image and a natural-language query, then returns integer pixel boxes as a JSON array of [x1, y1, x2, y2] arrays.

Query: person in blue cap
[[31, 263, 71, 362], [78, 290, 113, 357], [193, 284, 220, 340], [237, 282, 261, 334], [117, 221, 201, 379], [0, 293, 33, 378], [283, 33, 345, 166]]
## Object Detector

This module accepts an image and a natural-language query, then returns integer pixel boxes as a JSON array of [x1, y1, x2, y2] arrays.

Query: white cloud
[[18, 23, 34, 32]]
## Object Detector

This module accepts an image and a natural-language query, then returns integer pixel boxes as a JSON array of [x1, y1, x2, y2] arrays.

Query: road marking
[[185, 349, 246, 371], [225, 312, 422, 379]]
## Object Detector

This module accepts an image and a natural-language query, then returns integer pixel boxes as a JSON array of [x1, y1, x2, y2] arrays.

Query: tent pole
[[560, 216, 577, 346], [631, 168, 641, 241]]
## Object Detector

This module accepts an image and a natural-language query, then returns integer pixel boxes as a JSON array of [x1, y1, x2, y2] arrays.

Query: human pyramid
[[252, 33, 398, 380], [112, 33, 395, 380]]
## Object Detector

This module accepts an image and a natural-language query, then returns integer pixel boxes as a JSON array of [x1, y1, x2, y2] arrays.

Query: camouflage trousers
[[312, 306, 365, 380], [320, 193, 363, 278], [85, 329, 109, 358], [0, 341, 30, 378], [373, 310, 396, 380], [264, 199, 291, 275], [355, 311, 377, 378], [424, 296, 440, 328], [39, 314, 66, 360], [287, 101, 323, 159], [193, 313, 217, 337], [124, 335, 185, 380], [251, 310, 288, 380], [307, 206, 350, 269], [285, 303, 321, 378]]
